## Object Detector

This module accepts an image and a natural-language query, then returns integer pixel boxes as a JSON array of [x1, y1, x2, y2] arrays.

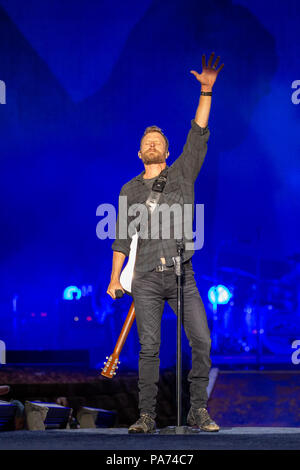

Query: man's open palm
[[190, 52, 224, 89]]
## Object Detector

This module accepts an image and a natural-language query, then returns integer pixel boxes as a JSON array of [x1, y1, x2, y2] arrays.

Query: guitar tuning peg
[[106, 356, 109, 359], [113, 372, 116, 375], [103, 361, 106, 364], [118, 361, 121, 364], [116, 366, 118, 369]]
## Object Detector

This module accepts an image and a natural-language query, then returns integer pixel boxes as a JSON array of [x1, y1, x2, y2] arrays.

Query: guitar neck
[[113, 301, 136, 356]]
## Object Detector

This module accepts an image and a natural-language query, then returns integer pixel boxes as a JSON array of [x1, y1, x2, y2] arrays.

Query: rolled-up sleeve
[[111, 186, 131, 257], [173, 119, 210, 183]]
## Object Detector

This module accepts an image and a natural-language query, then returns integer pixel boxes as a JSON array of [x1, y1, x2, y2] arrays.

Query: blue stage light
[[63, 286, 82, 300], [208, 285, 232, 305]]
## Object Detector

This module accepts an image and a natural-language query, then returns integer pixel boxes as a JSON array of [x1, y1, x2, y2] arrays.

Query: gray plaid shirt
[[112, 119, 210, 272]]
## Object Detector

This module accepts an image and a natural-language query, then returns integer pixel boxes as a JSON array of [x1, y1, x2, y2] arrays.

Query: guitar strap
[[145, 166, 168, 214], [135, 166, 169, 257]]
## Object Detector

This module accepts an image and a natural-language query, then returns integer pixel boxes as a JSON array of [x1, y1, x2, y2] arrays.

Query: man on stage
[[107, 52, 224, 433]]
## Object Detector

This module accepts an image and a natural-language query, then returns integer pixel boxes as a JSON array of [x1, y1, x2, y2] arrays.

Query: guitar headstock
[[101, 353, 121, 379]]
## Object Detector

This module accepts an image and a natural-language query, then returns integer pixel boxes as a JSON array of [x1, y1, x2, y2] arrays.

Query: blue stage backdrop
[[0, 0, 299, 368]]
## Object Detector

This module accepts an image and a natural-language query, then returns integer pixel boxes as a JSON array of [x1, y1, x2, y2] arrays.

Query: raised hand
[[190, 52, 224, 91]]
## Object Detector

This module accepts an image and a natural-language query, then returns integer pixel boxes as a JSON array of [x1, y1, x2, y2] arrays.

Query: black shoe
[[187, 407, 220, 432], [128, 413, 156, 434]]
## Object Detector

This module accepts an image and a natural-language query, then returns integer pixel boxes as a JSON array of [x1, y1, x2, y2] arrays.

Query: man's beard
[[140, 150, 166, 165]]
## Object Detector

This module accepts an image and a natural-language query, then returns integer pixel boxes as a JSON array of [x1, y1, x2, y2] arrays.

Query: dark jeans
[[131, 259, 212, 419]]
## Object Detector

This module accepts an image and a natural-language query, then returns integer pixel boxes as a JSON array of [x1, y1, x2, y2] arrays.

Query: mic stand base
[[159, 425, 201, 435]]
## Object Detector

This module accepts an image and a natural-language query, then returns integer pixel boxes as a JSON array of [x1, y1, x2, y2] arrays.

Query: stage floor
[[0, 427, 299, 450]]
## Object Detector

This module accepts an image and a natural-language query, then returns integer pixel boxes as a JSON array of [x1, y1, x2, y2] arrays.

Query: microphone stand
[[159, 240, 199, 434]]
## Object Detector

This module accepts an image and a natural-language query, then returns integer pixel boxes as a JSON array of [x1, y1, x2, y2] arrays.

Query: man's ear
[[166, 151, 169, 159], [138, 151, 142, 159]]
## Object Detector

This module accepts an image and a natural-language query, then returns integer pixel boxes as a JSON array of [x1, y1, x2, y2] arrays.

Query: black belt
[[154, 258, 192, 272], [155, 264, 174, 272]]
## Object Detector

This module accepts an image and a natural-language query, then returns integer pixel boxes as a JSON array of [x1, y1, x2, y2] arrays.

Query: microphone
[[176, 238, 184, 255], [115, 289, 124, 299]]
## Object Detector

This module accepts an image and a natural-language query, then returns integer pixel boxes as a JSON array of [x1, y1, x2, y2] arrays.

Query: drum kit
[[200, 255, 299, 357]]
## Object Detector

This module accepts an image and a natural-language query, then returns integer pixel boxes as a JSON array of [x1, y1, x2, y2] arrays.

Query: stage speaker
[[25, 401, 72, 430], [0, 400, 17, 431], [77, 406, 116, 428]]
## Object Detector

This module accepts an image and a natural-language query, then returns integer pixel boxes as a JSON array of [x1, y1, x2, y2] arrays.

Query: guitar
[[102, 171, 168, 378], [101, 233, 138, 378], [119, 232, 139, 294], [101, 301, 136, 378]]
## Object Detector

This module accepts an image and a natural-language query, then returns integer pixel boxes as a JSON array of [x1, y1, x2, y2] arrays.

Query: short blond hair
[[140, 125, 169, 151]]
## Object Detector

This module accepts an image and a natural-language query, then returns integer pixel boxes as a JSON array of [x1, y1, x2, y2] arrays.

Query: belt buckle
[[156, 265, 164, 272]]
